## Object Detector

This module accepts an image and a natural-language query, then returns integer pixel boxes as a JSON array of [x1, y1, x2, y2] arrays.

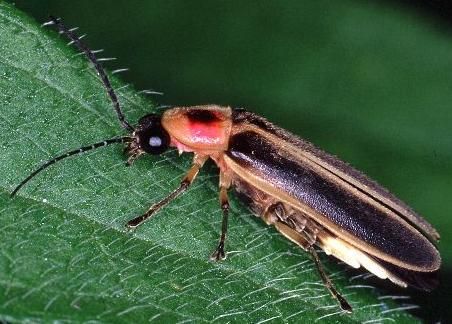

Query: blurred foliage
[[2, 0, 452, 322]]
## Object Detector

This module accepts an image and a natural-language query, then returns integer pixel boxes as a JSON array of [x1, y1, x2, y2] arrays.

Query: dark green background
[[5, 0, 452, 322]]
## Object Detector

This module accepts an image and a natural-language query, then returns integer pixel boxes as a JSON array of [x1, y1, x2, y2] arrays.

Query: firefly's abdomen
[[223, 111, 440, 285]]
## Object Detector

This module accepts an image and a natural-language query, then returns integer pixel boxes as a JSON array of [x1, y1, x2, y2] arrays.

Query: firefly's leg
[[263, 206, 353, 313], [210, 172, 232, 261], [308, 244, 352, 312], [126, 154, 208, 229]]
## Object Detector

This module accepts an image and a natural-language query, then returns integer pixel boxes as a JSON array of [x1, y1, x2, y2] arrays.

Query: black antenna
[[48, 16, 135, 132], [10, 137, 128, 197]]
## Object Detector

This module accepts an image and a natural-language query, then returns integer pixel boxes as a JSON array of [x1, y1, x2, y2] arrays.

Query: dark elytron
[[227, 130, 438, 289], [227, 131, 437, 271]]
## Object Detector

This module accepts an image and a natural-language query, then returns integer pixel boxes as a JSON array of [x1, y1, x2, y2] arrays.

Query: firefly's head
[[127, 105, 233, 162], [133, 114, 171, 155]]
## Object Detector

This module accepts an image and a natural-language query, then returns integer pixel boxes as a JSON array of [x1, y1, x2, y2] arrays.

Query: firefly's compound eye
[[137, 114, 171, 155], [139, 126, 170, 155]]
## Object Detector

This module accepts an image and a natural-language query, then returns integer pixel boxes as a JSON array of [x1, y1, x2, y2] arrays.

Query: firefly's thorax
[[161, 105, 233, 154]]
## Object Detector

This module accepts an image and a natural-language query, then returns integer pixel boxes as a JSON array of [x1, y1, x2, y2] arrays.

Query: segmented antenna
[[10, 137, 128, 197], [48, 16, 134, 132]]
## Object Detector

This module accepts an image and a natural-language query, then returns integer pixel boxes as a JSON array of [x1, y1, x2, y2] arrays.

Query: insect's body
[[159, 106, 440, 291], [12, 17, 440, 313]]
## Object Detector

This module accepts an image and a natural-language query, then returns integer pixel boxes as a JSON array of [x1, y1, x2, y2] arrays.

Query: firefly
[[11, 17, 441, 313]]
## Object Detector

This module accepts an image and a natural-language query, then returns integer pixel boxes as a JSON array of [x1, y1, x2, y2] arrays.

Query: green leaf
[[0, 3, 422, 322]]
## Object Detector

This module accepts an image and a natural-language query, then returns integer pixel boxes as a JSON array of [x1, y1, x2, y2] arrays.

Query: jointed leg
[[308, 246, 352, 312], [264, 206, 352, 312], [126, 150, 144, 166], [126, 154, 208, 229], [210, 172, 231, 261]]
